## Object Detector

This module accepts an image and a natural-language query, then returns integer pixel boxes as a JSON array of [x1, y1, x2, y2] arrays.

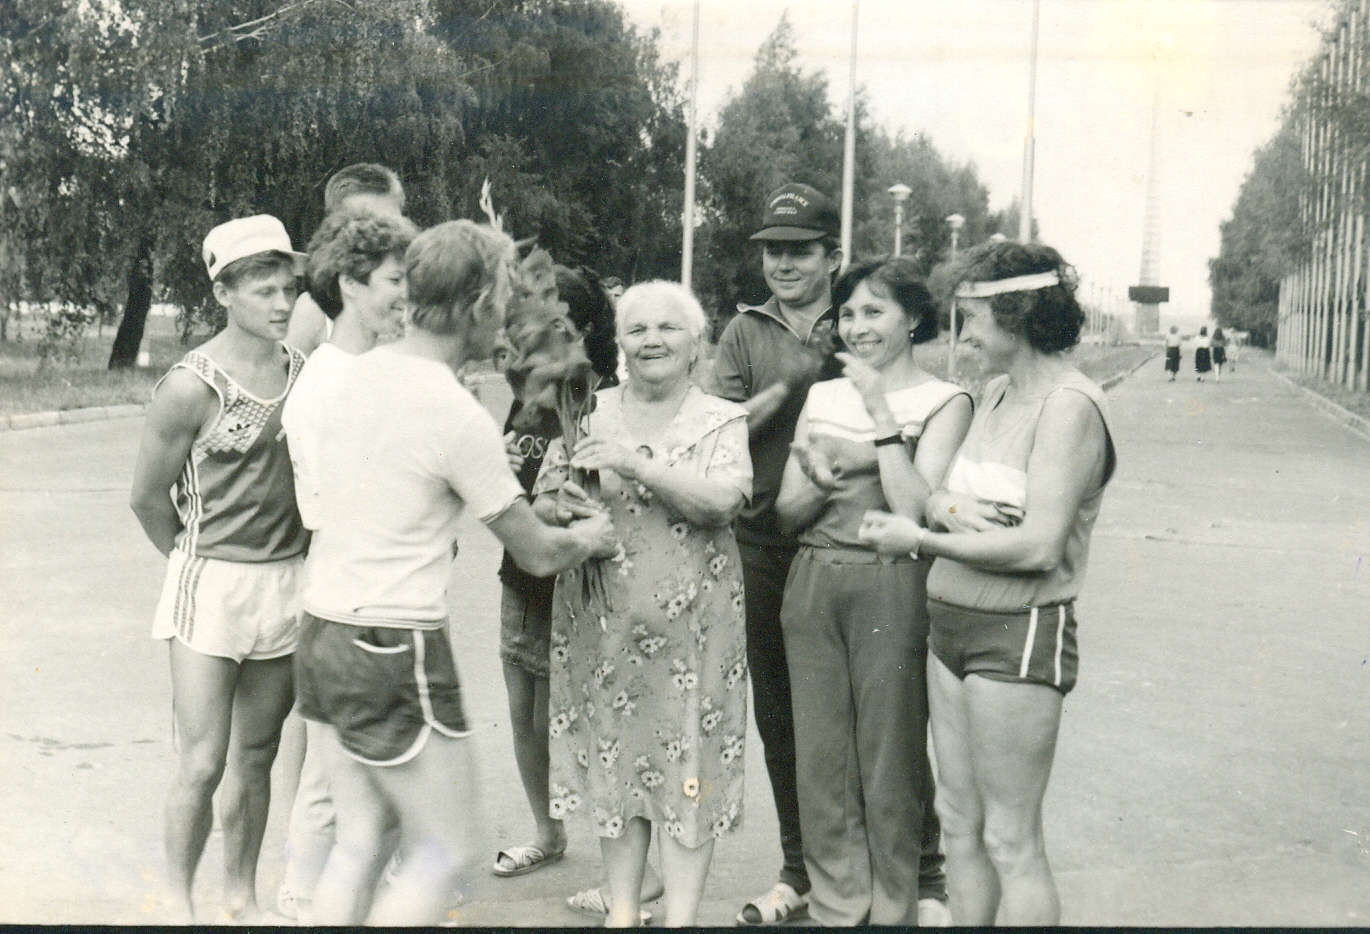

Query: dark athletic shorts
[[295, 611, 471, 766], [928, 601, 1078, 695], [499, 584, 552, 678]]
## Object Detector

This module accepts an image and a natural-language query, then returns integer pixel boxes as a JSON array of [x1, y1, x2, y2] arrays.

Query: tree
[[1208, 117, 1306, 346], [694, 16, 1003, 331]]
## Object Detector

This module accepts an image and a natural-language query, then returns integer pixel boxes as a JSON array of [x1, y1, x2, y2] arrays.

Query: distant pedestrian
[[130, 215, 310, 923], [1211, 327, 1228, 380], [1164, 326, 1181, 381], [858, 239, 1117, 926], [1194, 326, 1212, 381]]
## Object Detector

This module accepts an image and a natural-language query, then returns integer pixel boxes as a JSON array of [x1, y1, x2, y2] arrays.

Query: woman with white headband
[[858, 240, 1116, 926]]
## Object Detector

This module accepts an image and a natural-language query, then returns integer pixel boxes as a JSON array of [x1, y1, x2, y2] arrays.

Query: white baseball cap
[[202, 214, 307, 281]]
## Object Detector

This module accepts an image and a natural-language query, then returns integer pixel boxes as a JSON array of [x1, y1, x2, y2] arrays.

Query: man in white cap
[[130, 214, 310, 923]]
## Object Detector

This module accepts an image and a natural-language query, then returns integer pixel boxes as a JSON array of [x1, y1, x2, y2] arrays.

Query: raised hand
[[834, 351, 892, 421]]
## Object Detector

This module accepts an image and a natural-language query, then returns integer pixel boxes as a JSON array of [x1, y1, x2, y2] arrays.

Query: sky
[[617, 0, 1331, 325]]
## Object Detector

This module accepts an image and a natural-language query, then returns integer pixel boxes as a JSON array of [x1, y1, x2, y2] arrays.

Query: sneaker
[[736, 882, 808, 925]]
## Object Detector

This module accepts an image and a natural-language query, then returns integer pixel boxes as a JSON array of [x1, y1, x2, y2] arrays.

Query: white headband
[[955, 271, 1060, 299]]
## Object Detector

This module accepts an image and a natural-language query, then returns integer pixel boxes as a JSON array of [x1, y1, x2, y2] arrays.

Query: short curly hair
[[832, 256, 939, 345], [306, 210, 418, 319], [954, 241, 1083, 354]]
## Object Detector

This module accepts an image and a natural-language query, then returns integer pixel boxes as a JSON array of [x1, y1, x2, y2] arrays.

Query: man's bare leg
[[219, 655, 294, 920], [310, 725, 396, 925], [164, 642, 239, 923], [367, 732, 483, 926]]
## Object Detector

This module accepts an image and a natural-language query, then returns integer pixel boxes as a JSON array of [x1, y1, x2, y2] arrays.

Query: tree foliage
[[1208, 119, 1306, 346], [0, 0, 685, 357]]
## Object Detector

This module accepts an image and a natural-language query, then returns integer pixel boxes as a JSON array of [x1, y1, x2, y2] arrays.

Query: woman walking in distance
[[1194, 326, 1212, 381], [130, 216, 310, 923], [290, 221, 616, 925], [1164, 326, 1181, 381], [533, 281, 753, 927], [774, 257, 971, 926], [1211, 327, 1228, 380], [859, 241, 1116, 925]]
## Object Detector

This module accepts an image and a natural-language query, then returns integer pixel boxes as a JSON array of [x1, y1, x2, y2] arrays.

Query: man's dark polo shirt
[[711, 296, 840, 551]]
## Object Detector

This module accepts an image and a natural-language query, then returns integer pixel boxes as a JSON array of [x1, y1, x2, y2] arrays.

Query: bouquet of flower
[[482, 182, 610, 612]]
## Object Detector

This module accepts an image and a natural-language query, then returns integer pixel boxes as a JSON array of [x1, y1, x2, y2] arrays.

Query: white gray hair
[[615, 280, 708, 343]]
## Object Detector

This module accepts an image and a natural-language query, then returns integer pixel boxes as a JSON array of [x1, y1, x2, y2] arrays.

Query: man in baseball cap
[[710, 182, 844, 925], [748, 182, 842, 243], [202, 214, 307, 282], [132, 214, 309, 921]]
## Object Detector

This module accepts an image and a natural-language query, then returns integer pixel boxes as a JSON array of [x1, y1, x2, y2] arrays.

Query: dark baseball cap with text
[[750, 183, 841, 242]]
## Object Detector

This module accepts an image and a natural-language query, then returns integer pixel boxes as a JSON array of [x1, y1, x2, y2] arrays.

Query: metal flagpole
[[680, 0, 701, 289], [1018, 0, 1041, 242], [840, 0, 859, 269]]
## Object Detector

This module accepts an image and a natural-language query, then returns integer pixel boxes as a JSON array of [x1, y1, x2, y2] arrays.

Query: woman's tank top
[[799, 376, 969, 550], [926, 369, 1115, 611], [158, 346, 310, 563]]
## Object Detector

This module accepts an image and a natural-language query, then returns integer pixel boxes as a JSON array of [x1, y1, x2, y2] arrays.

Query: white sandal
[[736, 882, 808, 925], [566, 887, 651, 923]]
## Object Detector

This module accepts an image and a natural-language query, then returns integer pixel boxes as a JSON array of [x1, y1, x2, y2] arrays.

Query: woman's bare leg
[[600, 817, 651, 927], [965, 675, 1063, 925], [659, 830, 715, 927], [928, 654, 999, 925]]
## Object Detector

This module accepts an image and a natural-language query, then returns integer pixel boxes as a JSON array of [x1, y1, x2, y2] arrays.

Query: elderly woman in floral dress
[[533, 280, 752, 927]]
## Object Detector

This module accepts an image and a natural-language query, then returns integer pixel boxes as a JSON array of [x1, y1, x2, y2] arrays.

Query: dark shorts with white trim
[[928, 601, 1078, 695], [295, 611, 471, 766]]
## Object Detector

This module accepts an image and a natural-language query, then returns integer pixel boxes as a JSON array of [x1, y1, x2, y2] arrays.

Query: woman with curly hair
[[859, 240, 1117, 926]]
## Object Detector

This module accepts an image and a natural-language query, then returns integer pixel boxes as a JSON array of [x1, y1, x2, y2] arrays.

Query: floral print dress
[[533, 384, 752, 848]]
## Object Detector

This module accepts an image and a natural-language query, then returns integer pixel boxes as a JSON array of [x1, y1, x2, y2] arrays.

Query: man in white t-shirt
[[292, 219, 616, 926], [277, 207, 417, 921]]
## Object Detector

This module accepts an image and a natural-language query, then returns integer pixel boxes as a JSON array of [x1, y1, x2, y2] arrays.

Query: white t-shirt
[[302, 344, 523, 628], [282, 341, 354, 531]]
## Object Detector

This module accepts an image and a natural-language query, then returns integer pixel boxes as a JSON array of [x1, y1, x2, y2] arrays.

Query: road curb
[[1100, 349, 1160, 392], [0, 375, 505, 433], [1, 403, 147, 433], [1264, 363, 1370, 444]]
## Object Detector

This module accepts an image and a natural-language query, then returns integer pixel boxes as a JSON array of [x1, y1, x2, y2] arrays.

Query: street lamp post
[[946, 213, 965, 379], [888, 183, 911, 257]]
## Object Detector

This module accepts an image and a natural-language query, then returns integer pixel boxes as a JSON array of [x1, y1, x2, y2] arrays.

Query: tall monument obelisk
[[1129, 84, 1167, 334]]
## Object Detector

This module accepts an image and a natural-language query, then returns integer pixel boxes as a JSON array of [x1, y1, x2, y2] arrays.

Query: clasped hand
[[790, 431, 840, 492], [569, 435, 644, 481], [926, 489, 1023, 533], [555, 480, 618, 558]]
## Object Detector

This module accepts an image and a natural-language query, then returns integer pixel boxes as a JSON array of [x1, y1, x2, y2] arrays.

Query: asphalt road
[[0, 352, 1366, 925]]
